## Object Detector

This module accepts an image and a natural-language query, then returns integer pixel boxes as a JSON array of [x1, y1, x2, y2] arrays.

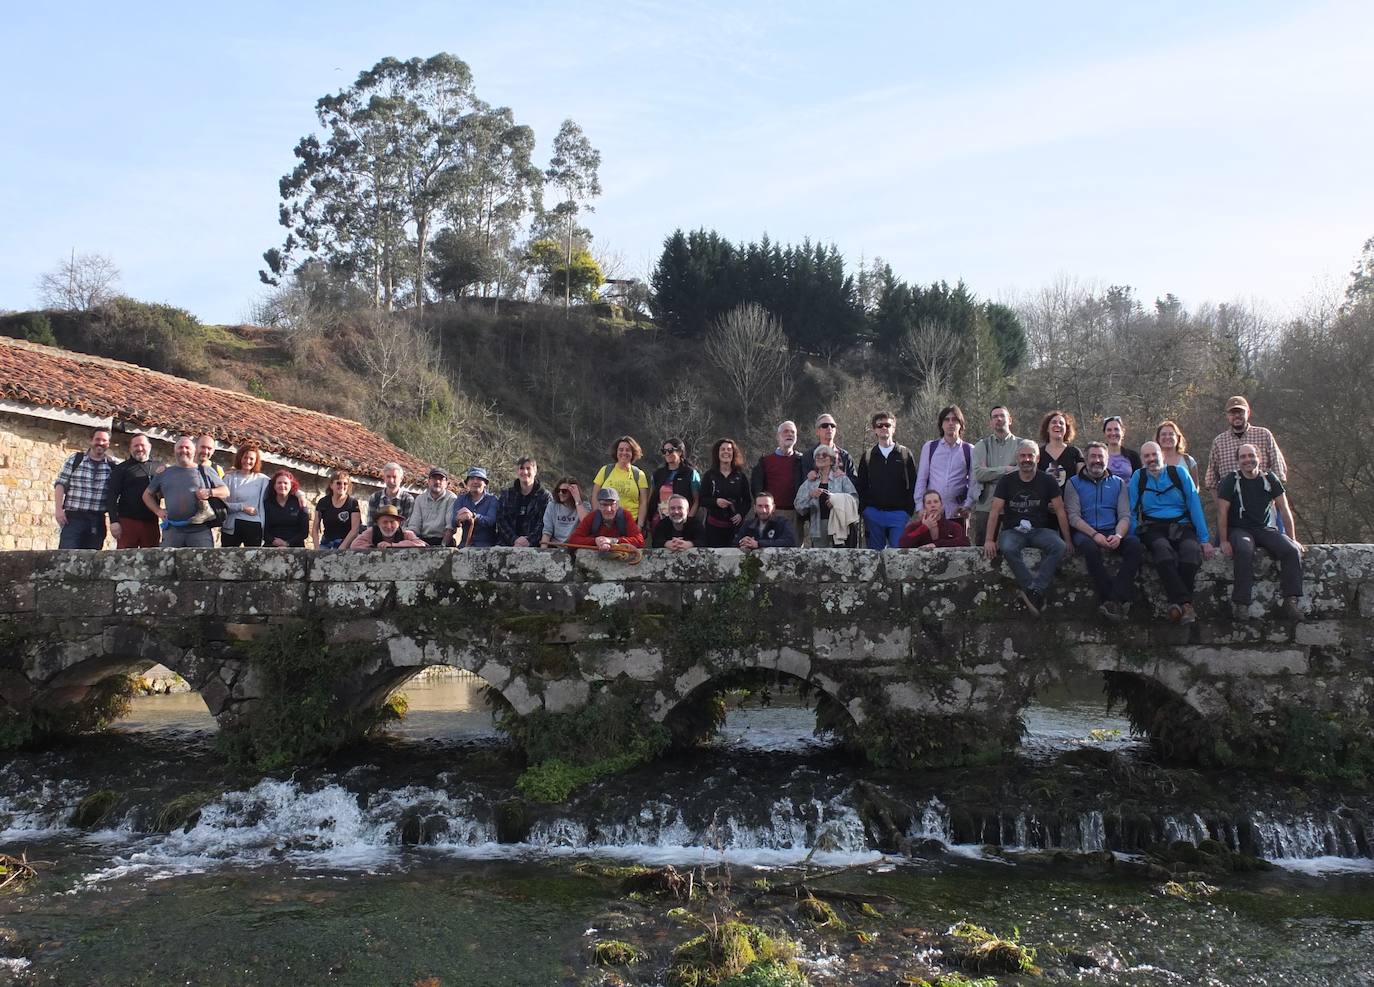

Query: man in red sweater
[[566, 487, 645, 550], [750, 419, 804, 537]]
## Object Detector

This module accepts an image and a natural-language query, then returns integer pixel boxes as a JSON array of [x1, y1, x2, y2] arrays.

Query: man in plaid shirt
[[53, 428, 117, 549], [1203, 396, 1287, 494]]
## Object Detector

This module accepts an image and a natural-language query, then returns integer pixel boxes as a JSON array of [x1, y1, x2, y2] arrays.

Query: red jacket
[[566, 509, 645, 548], [898, 517, 969, 549]]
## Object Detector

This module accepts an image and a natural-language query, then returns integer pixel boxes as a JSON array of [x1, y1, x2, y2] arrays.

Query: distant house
[[0, 337, 429, 550]]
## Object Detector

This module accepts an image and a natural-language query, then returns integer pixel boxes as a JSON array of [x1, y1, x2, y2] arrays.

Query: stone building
[[0, 336, 429, 550]]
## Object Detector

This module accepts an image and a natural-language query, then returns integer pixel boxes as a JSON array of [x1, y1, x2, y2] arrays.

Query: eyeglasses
[[818, 423, 837, 430], [661, 447, 677, 454]]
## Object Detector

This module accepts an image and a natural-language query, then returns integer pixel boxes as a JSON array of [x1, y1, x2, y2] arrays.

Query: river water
[[3, 674, 1373, 985]]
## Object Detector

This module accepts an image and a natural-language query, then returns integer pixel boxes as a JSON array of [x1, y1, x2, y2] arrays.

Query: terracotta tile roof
[[0, 337, 428, 481]]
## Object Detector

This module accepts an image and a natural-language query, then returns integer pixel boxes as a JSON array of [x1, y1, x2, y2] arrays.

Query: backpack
[[923, 439, 972, 502], [589, 509, 629, 538], [1134, 465, 1185, 525]]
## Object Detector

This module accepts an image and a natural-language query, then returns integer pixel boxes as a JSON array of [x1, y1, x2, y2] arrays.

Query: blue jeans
[[58, 511, 106, 549], [863, 507, 909, 549], [997, 526, 1067, 594]]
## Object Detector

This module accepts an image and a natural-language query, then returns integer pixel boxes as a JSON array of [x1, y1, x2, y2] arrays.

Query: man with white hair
[[1129, 440, 1214, 624], [751, 420, 805, 535], [367, 462, 415, 521], [1217, 442, 1304, 621], [982, 438, 1071, 616]]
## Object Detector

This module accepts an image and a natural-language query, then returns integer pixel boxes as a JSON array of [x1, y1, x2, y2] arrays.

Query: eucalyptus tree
[[262, 53, 542, 315], [544, 120, 602, 310]]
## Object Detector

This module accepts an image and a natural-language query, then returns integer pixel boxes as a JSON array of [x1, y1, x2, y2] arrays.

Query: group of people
[[52, 393, 1303, 622]]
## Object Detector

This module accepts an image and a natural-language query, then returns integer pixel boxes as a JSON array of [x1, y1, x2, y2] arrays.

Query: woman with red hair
[[263, 469, 310, 547]]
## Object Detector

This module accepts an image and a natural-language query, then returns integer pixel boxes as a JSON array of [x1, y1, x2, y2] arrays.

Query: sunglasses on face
[[662, 448, 677, 454], [818, 423, 837, 430]]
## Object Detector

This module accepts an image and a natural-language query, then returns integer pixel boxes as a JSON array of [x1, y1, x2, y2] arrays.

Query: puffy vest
[[1069, 472, 1125, 533]]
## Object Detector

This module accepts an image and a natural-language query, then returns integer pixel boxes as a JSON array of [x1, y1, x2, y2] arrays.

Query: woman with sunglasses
[[1102, 416, 1142, 482], [651, 438, 701, 519], [539, 476, 590, 547]]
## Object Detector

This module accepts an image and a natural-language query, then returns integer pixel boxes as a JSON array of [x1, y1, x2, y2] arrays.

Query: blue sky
[[4, 0, 1370, 323]]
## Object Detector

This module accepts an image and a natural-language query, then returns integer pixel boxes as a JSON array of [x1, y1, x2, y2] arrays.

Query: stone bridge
[[1, 546, 1372, 771]]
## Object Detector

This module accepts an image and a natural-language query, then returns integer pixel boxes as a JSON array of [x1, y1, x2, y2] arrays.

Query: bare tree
[[36, 251, 120, 312], [640, 383, 715, 462], [704, 303, 792, 430], [896, 320, 961, 390]]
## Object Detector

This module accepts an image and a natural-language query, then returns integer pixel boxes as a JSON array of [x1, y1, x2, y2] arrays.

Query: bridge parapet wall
[[2, 546, 1372, 769]]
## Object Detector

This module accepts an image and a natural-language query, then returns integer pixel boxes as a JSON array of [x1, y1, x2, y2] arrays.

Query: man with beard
[[1065, 441, 1143, 621]]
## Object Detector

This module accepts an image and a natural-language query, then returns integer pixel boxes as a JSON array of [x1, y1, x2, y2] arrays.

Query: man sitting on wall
[[566, 487, 645, 552], [348, 504, 426, 549], [1065, 441, 1144, 622], [982, 438, 1072, 616], [652, 493, 704, 551], [1217, 442, 1304, 621], [735, 492, 797, 549]]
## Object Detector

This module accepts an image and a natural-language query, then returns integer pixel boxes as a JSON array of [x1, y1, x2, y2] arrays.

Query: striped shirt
[[1203, 425, 1287, 492], [54, 452, 115, 514]]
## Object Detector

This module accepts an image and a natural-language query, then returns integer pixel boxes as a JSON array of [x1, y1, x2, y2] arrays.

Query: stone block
[[217, 581, 307, 617], [596, 647, 665, 681], [309, 581, 395, 613], [811, 624, 911, 663], [36, 580, 113, 618], [175, 548, 308, 582], [386, 635, 425, 667], [543, 677, 590, 712], [756, 548, 880, 585], [577, 547, 741, 583], [883, 548, 990, 584], [426, 640, 488, 672], [448, 550, 494, 582], [487, 548, 574, 583], [1178, 645, 1309, 677], [817, 583, 897, 618], [519, 583, 579, 613], [309, 548, 450, 583], [502, 675, 541, 715], [97, 550, 177, 583], [115, 579, 217, 617], [324, 618, 392, 645], [673, 664, 711, 698], [0, 581, 35, 614], [882, 681, 945, 714], [752, 646, 811, 681], [1295, 621, 1346, 647]]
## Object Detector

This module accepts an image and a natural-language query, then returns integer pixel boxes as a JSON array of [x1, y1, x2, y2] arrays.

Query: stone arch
[[658, 664, 861, 749]]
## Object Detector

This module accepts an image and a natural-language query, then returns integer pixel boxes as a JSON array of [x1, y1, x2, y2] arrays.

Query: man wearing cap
[[452, 466, 501, 548], [566, 486, 645, 551], [348, 505, 426, 549], [408, 467, 458, 546], [1203, 396, 1288, 494]]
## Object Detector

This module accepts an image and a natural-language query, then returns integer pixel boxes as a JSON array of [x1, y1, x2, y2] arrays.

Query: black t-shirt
[[1038, 445, 1084, 489], [315, 495, 360, 541], [993, 470, 1062, 532], [652, 514, 705, 548], [1218, 471, 1284, 530]]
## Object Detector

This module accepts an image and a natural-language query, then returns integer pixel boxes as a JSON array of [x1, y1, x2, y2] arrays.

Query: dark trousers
[[1072, 531, 1144, 604], [115, 517, 161, 548], [58, 510, 106, 549], [1140, 523, 1201, 605], [1228, 527, 1302, 603], [222, 520, 264, 547]]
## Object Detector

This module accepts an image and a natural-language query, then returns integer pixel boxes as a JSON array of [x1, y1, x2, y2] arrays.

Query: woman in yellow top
[[593, 435, 651, 524]]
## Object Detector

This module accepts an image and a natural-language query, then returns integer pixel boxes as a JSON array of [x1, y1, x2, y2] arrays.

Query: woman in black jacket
[[262, 469, 311, 548], [699, 437, 752, 548]]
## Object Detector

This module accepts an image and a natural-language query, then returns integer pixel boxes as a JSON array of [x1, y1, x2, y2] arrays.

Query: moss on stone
[[948, 922, 1040, 975], [668, 920, 799, 987], [221, 618, 398, 772], [0, 675, 135, 752], [855, 709, 1018, 770], [155, 791, 218, 833], [70, 788, 119, 829], [591, 939, 645, 966]]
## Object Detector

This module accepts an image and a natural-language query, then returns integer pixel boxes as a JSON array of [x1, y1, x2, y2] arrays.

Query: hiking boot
[[1167, 603, 1183, 623], [1231, 602, 1249, 621], [1180, 602, 1198, 625], [1099, 601, 1124, 623], [1279, 596, 1303, 622], [1017, 588, 1041, 616]]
